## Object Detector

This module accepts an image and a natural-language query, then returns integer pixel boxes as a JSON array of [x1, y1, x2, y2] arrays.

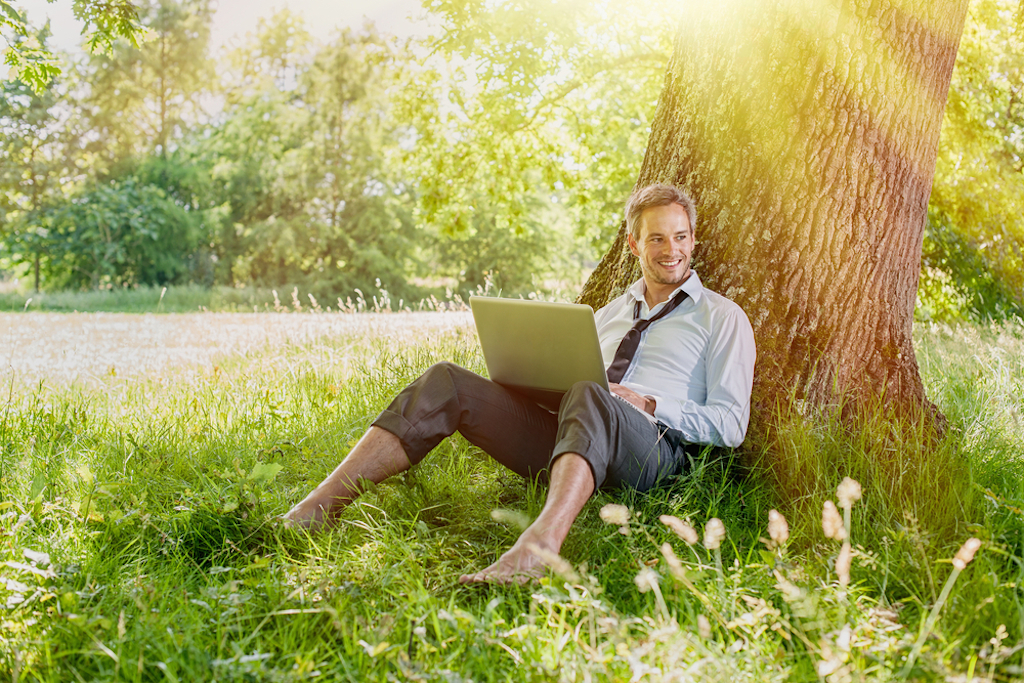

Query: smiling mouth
[[659, 259, 682, 268]]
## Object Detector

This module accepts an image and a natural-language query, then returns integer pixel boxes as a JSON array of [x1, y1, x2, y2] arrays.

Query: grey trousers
[[372, 362, 698, 491]]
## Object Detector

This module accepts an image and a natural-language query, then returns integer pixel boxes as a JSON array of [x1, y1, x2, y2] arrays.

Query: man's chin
[[655, 268, 689, 286]]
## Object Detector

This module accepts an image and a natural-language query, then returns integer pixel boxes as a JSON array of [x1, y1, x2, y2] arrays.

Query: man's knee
[[422, 360, 461, 377], [419, 361, 477, 392], [561, 381, 610, 409]]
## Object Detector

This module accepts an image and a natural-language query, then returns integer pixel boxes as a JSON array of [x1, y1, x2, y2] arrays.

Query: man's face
[[627, 203, 695, 291]]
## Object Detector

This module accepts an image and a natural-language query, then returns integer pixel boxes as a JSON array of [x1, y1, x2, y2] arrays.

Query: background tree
[[198, 15, 422, 300], [2, 0, 143, 92], [0, 27, 87, 290], [23, 178, 201, 288], [579, 0, 971, 420], [403, 0, 676, 292], [82, 0, 213, 167], [919, 0, 1024, 321]]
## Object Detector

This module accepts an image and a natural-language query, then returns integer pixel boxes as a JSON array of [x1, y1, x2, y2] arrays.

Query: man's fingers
[[610, 384, 644, 409]]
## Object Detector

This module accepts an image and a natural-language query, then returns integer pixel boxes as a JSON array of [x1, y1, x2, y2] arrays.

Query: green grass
[[2, 315, 1024, 681]]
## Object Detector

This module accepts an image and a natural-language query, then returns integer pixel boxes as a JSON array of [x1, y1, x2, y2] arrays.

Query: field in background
[[1, 311, 474, 385], [0, 281, 578, 316], [1, 311, 1023, 681]]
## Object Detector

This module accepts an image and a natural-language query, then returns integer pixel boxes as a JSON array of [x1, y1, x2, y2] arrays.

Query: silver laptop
[[469, 296, 610, 410]]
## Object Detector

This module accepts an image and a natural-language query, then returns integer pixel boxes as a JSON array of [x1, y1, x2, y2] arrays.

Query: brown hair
[[624, 183, 697, 240]]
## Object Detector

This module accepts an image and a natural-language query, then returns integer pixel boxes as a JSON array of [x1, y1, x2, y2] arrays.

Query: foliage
[[1, 314, 1023, 680], [1, 60, 95, 289], [920, 0, 1024, 322], [0, 36, 82, 226], [80, 0, 214, 165], [2, 0, 1024, 319], [406, 0, 673, 253], [1, 0, 143, 92], [12, 178, 203, 289], [204, 18, 423, 301]]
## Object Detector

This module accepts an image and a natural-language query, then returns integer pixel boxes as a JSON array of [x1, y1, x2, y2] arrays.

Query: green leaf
[[247, 462, 283, 484], [76, 464, 95, 486]]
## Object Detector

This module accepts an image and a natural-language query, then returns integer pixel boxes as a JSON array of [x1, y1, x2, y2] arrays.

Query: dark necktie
[[606, 289, 688, 383]]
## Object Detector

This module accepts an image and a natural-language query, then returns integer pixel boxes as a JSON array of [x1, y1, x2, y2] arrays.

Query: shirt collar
[[628, 271, 704, 311]]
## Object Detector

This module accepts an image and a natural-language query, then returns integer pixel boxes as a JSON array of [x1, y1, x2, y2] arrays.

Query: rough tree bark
[[579, 0, 969, 421]]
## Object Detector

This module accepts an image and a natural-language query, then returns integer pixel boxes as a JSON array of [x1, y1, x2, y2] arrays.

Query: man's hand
[[609, 383, 656, 415]]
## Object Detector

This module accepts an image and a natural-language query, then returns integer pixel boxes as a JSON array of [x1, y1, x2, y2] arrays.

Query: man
[[283, 183, 756, 585]]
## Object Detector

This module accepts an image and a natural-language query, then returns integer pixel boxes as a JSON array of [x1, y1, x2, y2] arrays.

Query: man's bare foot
[[459, 535, 555, 585], [279, 498, 333, 531]]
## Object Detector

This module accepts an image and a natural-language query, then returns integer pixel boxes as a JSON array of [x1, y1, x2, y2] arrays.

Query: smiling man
[[283, 183, 756, 584]]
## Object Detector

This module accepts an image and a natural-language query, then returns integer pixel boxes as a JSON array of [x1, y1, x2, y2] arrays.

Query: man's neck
[[643, 272, 691, 308]]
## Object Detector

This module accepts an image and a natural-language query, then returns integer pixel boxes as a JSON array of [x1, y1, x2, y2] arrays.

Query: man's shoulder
[[698, 284, 746, 314], [696, 285, 754, 331]]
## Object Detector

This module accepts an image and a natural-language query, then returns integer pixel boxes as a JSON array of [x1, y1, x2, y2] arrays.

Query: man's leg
[[283, 362, 558, 530], [458, 382, 690, 583], [459, 452, 594, 585], [282, 426, 410, 529]]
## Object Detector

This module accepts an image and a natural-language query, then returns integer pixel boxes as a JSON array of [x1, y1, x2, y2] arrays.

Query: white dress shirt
[[593, 272, 756, 448]]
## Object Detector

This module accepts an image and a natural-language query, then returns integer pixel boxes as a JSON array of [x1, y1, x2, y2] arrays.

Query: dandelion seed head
[[952, 537, 982, 570], [599, 503, 630, 526], [659, 514, 699, 544], [704, 518, 726, 550], [822, 500, 846, 540], [634, 567, 659, 593], [767, 509, 789, 547], [837, 477, 862, 509]]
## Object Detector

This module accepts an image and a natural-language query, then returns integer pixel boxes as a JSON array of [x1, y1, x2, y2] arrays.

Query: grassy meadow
[[2, 300, 1024, 681]]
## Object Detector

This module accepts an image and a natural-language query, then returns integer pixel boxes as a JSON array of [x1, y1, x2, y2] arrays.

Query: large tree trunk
[[580, 0, 969, 420]]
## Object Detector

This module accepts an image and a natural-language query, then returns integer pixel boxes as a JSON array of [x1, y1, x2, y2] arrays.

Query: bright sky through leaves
[[13, 0, 429, 53]]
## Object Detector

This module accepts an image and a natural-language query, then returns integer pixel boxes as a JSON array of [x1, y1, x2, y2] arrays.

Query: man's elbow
[[720, 430, 745, 449], [718, 417, 749, 448]]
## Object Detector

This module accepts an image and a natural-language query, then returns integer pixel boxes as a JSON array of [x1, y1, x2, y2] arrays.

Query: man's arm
[[647, 306, 755, 447]]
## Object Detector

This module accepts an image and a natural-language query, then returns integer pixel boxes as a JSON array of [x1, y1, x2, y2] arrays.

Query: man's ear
[[627, 233, 640, 257]]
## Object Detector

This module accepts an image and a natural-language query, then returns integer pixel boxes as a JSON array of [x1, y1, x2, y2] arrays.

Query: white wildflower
[[697, 614, 712, 639], [660, 542, 684, 579], [952, 537, 982, 570], [836, 625, 852, 652], [836, 477, 862, 509], [817, 655, 843, 677], [660, 514, 699, 544], [767, 509, 789, 547], [634, 567, 659, 593], [526, 543, 579, 583], [822, 500, 846, 540], [704, 518, 726, 550], [599, 503, 630, 526]]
